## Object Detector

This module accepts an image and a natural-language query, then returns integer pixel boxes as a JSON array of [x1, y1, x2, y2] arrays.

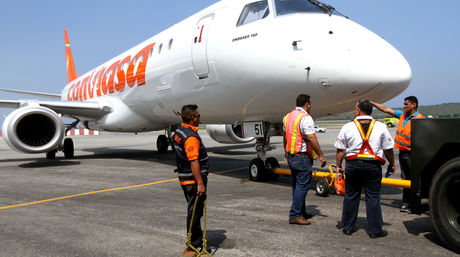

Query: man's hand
[[336, 167, 344, 178], [319, 155, 326, 167], [197, 182, 206, 196]]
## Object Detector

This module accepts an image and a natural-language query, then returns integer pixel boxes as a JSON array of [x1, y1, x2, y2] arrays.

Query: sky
[[1, 0, 459, 124]]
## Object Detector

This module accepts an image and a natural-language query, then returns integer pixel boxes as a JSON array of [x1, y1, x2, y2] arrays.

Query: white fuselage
[[61, 0, 411, 132]]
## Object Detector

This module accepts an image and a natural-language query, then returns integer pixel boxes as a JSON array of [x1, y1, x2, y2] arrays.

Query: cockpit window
[[237, 0, 270, 27], [274, 0, 333, 16]]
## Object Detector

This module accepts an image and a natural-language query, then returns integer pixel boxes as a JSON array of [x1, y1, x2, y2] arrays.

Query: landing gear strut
[[46, 120, 78, 159], [156, 125, 177, 153], [248, 122, 281, 181]]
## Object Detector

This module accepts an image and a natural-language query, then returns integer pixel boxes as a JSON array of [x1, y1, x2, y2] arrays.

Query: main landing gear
[[46, 137, 75, 159], [46, 120, 78, 159], [156, 125, 177, 153], [248, 122, 281, 181]]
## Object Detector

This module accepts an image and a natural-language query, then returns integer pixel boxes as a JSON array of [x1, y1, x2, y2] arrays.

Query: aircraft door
[[192, 14, 214, 79]]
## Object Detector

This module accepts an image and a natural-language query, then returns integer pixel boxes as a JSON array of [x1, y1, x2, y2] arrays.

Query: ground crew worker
[[173, 104, 210, 252], [335, 100, 395, 238], [371, 96, 424, 212], [283, 94, 326, 225]]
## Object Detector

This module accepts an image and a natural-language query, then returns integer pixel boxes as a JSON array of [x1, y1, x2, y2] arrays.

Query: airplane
[[0, 0, 411, 179]]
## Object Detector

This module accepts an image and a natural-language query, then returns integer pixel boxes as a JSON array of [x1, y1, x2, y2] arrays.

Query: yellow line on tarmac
[[0, 167, 244, 211]]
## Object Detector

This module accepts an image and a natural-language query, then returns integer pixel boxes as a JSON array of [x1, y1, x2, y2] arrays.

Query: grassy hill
[[318, 102, 460, 120]]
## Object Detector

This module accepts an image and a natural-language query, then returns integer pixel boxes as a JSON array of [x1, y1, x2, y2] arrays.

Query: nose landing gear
[[248, 122, 281, 181]]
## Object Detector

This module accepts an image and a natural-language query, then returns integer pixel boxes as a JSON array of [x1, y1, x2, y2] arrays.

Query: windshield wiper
[[308, 0, 348, 18], [308, 0, 333, 15]]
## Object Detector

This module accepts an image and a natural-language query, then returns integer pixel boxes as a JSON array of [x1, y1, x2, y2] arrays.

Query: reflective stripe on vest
[[394, 112, 424, 151], [345, 120, 386, 164], [284, 110, 307, 154], [179, 180, 196, 186], [283, 109, 317, 159]]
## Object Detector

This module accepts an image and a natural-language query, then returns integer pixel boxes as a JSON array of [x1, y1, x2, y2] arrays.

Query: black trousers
[[181, 178, 207, 249], [342, 160, 383, 235], [398, 151, 411, 204]]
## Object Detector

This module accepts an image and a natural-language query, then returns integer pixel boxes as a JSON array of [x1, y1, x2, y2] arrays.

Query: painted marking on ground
[[0, 167, 245, 211]]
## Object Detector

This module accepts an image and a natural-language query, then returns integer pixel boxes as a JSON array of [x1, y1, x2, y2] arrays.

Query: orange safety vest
[[283, 109, 318, 159], [345, 120, 386, 164], [394, 112, 424, 151]]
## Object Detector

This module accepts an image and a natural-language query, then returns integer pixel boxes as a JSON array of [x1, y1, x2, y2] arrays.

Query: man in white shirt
[[335, 100, 395, 238]]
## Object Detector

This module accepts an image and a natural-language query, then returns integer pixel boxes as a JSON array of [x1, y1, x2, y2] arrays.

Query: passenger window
[[149, 47, 154, 57], [168, 39, 173, 50], [158, 43, 163, 54], [237, 0, 269, 27]]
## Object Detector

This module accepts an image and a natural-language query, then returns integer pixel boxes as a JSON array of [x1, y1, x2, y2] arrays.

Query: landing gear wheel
[[315, 178, 329, 197], [264, 157, 279, 180], [429, 157, 460, 253], [249, 158, 266, 181], [46, 149, 57, 159], [157, 135, 169, 153], [63, 138, 74, 159]]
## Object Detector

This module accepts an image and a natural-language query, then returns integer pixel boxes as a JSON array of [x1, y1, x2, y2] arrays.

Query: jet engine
[[206, 124, 254, 144], [2, 106, 64, 153]]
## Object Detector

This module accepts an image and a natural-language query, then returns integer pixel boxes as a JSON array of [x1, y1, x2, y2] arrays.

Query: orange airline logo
[[66, 43, 155, 101]]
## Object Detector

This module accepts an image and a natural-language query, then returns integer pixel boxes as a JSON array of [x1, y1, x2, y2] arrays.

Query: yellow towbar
[[274, 164, 411, 189]]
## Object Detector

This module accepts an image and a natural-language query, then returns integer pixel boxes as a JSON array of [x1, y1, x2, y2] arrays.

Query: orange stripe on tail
[[64, 28, 78, 83]]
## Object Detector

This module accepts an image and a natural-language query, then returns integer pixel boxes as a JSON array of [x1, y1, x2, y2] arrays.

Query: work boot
[[288, 216, 311, 225], [183, 248, 198, 257], [400, 203, 410, 213]]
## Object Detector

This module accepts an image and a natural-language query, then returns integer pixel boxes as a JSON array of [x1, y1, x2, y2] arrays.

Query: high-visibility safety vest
[[345, 119, 386, 164], [283, 109, 317, 159], [395, 112, 424, 151], [173, 125, 209, 185]]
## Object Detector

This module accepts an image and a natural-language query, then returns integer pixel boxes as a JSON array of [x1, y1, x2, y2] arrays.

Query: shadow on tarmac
[[403, 217, 452, 252]]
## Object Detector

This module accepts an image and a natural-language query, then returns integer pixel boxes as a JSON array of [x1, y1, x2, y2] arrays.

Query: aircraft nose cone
[[327, 17, 412, 100]]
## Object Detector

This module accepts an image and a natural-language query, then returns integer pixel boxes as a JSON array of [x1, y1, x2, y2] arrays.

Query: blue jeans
[[286, 154, 313, 218], [342, 160, 383, 235], [399, 151, 411, 204]]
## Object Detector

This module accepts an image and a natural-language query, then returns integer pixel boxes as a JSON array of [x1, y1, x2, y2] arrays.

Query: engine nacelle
[[2, 106, 64, 153], [206, 124, 254, 144]]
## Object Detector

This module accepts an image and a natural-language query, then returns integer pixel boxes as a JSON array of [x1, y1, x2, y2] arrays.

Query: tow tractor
[[247, 118, 460, 253]]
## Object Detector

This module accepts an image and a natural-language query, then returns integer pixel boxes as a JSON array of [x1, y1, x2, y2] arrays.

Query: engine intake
[[2, 106, 64, 153], [206, 124, 254, 144]]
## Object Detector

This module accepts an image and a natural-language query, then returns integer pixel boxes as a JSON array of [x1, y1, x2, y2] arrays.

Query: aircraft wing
[[0, 100, 111, 120], [0, 88, 61, 100]]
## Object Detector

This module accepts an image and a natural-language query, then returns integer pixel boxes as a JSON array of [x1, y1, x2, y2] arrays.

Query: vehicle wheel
[[46, 149, 57, 159], [63, 138, 74, 159], [387, 123, 393, 128], [265, 157, 279, 180], [429, 157, 460, 253], [249, 158, 266, 181], [157, 135, 169, 153], [315, 178, 329, 197]]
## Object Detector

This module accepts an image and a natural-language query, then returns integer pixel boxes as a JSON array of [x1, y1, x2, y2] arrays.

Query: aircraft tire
[[429, 157, 460, 253], [63, 138, 74, 159], [156, 135, 169, 153], [249, 158, 266, 181], [46, 149, 57, 159], [264, 157, 279, 181]]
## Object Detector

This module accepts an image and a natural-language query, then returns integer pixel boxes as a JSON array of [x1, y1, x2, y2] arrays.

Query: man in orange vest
[[173, 104, 210, 253], [371, 96, 424, 212], [283, 94, 326, 225], [335, 100, 395, 238]]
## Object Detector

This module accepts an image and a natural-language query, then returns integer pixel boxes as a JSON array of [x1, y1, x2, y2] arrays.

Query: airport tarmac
[[0, 127, 456, 256]]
